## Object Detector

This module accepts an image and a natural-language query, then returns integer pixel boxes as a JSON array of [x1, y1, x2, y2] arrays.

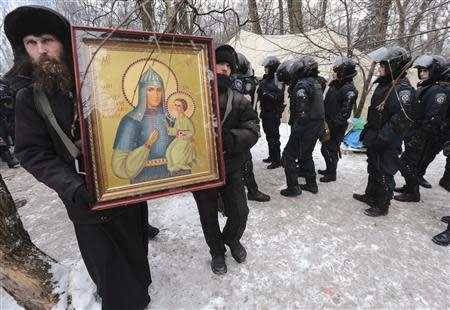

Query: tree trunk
[[137, 0, 155, 31], [279, 0, 284, 34], [406, 0, 433, 50], [0, 174, 57, 310], [374, 0, 393, 47], [177, 1, 192, 34], [394, 0, 407, 46], [287, 0, 303, 33], [165, 0, 178, 33], [247, 0, 262, 34], [319, 0, 327, 28], [354, 62, 376, 118]]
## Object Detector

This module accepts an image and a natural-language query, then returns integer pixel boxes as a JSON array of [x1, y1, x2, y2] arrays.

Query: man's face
[[331, 70, 338, 81], [419, 68, 430, 80], [146, 85, 162, 109], [216, 62, 231, 77], [23, 34, 63, 64], [378, 63, 386, 77]]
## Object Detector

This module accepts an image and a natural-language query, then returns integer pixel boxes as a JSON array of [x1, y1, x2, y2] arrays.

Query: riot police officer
[[319, 56, 358, 182], [232, 52, 270, 202], [354, 46, 415, 217], [0, 78, 19, 168], [439, 62, 450, 192], [257, 56, 285, 169], [394, 55, 449, 202], [280, 56, 325, 196]]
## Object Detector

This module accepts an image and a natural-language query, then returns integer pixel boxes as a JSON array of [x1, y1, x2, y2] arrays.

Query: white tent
[[226, 28, 372, 79], [226, 29, 418, 121], [226, 29, 374, 120]]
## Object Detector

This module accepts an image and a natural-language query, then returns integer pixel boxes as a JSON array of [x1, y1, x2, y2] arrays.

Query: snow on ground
[[1, 123, 449, 309]]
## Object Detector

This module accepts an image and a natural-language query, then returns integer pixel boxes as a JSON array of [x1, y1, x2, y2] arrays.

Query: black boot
[[394, 173, 420, 202], [364, 205, 389, 217], [267, 146, 281, 169], [393, 185, 408, 193], [211, 255, 227, 274], [432, 226, 450, 246], [441, 216, 450, 224], [1, 149, 19, 168], [418, 176, 432, 189], [318, 169, 329, 175], [262, 157, 272, 163], [247, 189, 270, 202], [439, 176, 450, 192], [267, 161, 281, 169], [364, 179, 390, 217], [300, 177, 318, 194], [394, 184, 420, 202], [228, 241, 247, 263], [353, 174, 377, 207], [352, 193, 376, 207], [319, 172, 336, 183], [280, 185, 302, 197], [147, 224, 160, 240]]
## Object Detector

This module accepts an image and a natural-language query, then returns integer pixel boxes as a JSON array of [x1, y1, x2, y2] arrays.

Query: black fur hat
[[215, 44, 238, 73], [4, 5, 71, 51]]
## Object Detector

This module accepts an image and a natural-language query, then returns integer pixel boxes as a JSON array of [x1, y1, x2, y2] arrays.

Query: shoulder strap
[[221, 88, 234, 125], [33, 85, 81, 159]]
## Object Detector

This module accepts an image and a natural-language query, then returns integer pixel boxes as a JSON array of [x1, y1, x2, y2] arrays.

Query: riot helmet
[[215, 44, 238, 74], [236, 53, 253, 76], [413, 54, 447, 81], [440, 59, 450, 82], [290, 56, 319, 80], [276, 59, 295, 83], [261, 56, 281, 75], [368, 46, 411, 79], [332, 56, 357, 80]]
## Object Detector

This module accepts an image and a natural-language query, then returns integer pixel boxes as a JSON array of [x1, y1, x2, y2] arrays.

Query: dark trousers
[[366, 146, 401, 205], [242, 150, 258, 193], [282, 120, 324, 187], [74, 202, 151, 310], [261, 112, 281, 161], [193, 168, 249, 257], [320, 125, 346, 174], [417, 137, 444, 177]]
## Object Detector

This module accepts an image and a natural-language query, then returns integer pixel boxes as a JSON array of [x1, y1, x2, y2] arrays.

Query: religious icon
[[72, 26, 224, 210]]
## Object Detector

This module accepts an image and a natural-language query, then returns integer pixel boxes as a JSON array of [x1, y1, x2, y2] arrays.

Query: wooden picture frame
[[71, 26, 224, 210]]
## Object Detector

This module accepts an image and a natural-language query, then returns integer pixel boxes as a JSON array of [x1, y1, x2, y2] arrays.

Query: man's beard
[[32, 54, 73, 97]]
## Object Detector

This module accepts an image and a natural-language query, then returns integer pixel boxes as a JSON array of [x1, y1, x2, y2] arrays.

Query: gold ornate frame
[[72, 26, 224, 210]]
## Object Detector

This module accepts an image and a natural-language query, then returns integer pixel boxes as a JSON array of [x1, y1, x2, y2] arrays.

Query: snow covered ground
[[1, 124, 449, 309]]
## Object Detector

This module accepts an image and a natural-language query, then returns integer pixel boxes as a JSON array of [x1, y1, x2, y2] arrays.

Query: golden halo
[[166, 92, 196, 119], [122, 58, 179, 107]]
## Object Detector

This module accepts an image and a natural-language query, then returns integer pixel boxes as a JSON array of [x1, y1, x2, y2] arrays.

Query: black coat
[[14, 85, 125, 224], [324, 80, 358, 130], [219, 87, 259, 175], [362, 77, 416, 149]]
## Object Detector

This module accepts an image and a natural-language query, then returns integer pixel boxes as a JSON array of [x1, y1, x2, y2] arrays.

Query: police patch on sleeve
[[435, 93, 447, 104], [296, 89, 307, 99], [398, 90, 412, 105], [233, 79, 243, 92]]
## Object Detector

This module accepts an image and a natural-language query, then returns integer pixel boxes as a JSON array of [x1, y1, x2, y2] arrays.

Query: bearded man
[[5, 6, 152, 309]]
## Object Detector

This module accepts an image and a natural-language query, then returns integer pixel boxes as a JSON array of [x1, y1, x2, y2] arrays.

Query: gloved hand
[[73, 184, 94, 207], [443, 141, 450, 157]]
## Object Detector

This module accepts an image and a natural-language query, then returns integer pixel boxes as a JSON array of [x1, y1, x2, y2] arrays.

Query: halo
[[121, 58, 179, 107], [166, 92, 196, 119]]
